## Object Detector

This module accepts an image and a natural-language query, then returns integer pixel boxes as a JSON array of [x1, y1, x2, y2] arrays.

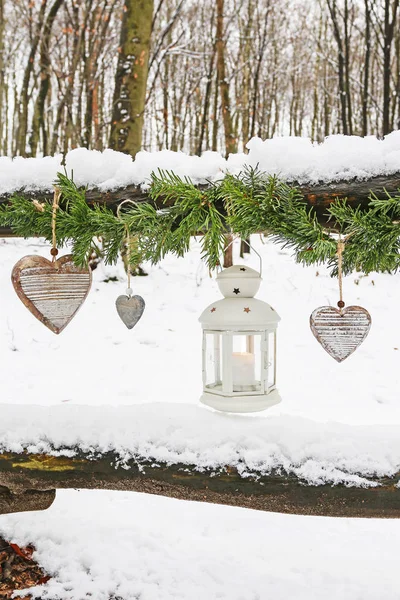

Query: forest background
[[0, 0, 399, 161]]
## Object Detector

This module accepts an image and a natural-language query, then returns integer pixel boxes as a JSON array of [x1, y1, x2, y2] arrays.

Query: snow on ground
[[2, 131, 400, 194], [1, 236, 399, 424], [0, 235, 400, 598], [2, 490, 400, 600]]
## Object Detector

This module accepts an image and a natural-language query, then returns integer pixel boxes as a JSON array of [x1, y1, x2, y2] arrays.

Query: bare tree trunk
[[323, 18, 331, 137], [0, 0, 4, 152], [17, 0, 48, 156], [240, 0, 253, 148], [30, 0, 65, 157], [240, 237, 250, 258], [211, 69, 219, 151], [396, 16, 400, 129], [343, 0, 353, 135], [250, 3, 269, 139], [50, 2, 83, 154], [109, 0, 154, 157], [383, 0, 399, 135], [223, 233, 233, 268], [362, 0, 371, 136], [216, 0, 237, 157], [197, 14, 216, 156], [162, 50, 169, 148], [326, 0, 348, 134], [92, 80, 100, 149], [82, 0, 119, 150]]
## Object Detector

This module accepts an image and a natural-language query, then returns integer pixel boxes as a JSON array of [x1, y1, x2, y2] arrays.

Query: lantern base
[[200, 389, 281, 413]]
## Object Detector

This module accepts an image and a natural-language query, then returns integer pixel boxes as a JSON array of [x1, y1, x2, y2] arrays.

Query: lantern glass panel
[[267, 331, 276, 391], [231, 333, 262, 393], [204, 332, 223, 391]]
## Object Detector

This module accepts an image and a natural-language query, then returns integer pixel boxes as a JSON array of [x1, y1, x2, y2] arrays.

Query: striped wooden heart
[[11, 255, 92, 334], [310, 306, 371, 362]]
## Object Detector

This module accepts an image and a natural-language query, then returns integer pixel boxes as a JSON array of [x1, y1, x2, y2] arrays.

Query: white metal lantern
[[199, 264, 281, 413]]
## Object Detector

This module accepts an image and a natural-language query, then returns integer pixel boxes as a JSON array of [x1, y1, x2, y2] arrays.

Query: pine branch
[[0, 169, 399, 276]]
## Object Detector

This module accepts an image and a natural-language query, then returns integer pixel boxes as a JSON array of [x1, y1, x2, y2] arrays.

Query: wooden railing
[[0, 172, 400, 236]]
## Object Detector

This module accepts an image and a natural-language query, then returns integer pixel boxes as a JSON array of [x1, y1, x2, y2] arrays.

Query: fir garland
[[0, 169, 400, 276]]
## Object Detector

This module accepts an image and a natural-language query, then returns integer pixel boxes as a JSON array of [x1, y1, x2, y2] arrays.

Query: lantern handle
[[218, 236, 262, 276]]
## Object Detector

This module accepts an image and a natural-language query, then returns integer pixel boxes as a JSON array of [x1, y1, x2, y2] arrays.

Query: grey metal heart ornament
[[310, 305, 371, 362], [116, 294, 145, 329]]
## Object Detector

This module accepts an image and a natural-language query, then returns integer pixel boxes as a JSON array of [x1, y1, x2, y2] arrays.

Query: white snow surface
[[3, 490, 400, 600], [1, 236, 400, 598], [2, 132, 400, 194], [1, 403, 400, 487]]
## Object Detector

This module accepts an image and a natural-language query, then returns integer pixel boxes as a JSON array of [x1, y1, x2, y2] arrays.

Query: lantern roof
[[199, 297, 280, 330], [217, 265, 260, 279], [216, 265, 261, 298]]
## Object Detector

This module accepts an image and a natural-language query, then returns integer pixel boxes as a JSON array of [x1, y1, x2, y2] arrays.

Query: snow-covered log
[[0, 172, 400, 237], [1, 405, 400, 517], [2, 137, 400, 234], [0, 451, 399, 518]]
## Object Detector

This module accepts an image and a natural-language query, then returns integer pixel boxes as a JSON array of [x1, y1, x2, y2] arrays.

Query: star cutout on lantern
[[240, 268, 246, 271], [244, 307, 251, 313], [211, 307, 216, 312], [233, 288, 240, 295]]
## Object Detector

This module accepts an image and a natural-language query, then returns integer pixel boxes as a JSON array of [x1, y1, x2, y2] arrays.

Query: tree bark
[[216, 0, 237, 157], [211, 69, 219, 151], [30, 0, 65, 157], [82, 0, 119, 150], [362, 0, 371, 136], [343, 0, 353, 135], [197, 34, 216, 155], [383, 0, 399, 135], [240, 237, 250, 257], [240, 0, 253, 147], [0, 0, 4, 152], [17, 0, 48, 156], [326, 0, 348, 135], [50, 2, 85, 155], [109, 0, 154, 157], [250, 3, 269, 140], [223, 233, 233, 268]]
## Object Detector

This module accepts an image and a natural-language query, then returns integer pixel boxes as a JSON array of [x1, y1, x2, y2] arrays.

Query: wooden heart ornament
[[116, 294, 145, 329], [12, 255, 92, 334], [310, 305, 371, 362]]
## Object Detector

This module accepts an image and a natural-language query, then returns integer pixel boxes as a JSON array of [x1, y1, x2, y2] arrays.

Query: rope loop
[[51, 186, 61, 262], [117, 200, 139, 296]]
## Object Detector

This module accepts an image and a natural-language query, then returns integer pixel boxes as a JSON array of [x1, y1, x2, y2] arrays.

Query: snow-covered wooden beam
[[0, 172, 399, 237], [2, 136, 400, 235], [1, 405, 399, 517], [0, 450, 399, 518]]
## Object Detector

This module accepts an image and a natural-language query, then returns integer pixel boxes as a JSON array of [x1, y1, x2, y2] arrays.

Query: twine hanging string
[[336, 234, 345, 314], [117, 200, 138, 297], [51, 186, 61, 262], [335, 230, 357, 312]]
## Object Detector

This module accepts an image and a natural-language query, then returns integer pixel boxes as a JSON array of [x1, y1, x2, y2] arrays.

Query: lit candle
[[232, 352, 255, 386]]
